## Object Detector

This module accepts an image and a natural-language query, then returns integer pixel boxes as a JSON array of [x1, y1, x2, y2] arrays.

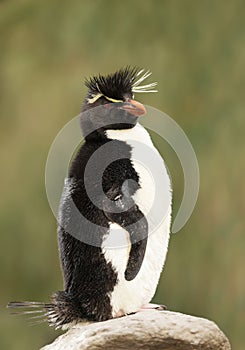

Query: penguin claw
[[155, 304, 167, 310], [140, 303, 167, 311]]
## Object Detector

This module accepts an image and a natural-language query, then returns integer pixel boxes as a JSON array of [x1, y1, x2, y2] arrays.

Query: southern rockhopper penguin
[[8, 67, 172, 329]]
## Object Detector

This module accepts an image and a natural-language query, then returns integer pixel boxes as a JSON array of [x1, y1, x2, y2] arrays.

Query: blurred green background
[[1, 0, 244, 349]]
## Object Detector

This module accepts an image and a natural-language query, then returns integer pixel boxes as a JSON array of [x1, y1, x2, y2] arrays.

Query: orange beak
[[119, 99, 146, 117]]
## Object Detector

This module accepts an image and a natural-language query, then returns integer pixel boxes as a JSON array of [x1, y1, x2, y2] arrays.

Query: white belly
[[104, 123, 172, 316]]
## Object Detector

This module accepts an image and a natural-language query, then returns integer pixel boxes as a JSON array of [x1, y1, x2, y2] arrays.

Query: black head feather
[[85, 66, 138, 101]]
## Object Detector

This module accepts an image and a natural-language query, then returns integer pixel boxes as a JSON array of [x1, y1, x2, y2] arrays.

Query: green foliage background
[[0, 1, 244, 349]]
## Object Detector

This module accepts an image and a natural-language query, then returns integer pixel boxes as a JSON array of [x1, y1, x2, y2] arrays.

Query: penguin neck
[[105, 122, 154, 148]]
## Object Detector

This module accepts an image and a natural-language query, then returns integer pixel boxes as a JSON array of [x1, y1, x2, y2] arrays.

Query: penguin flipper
[[124, 235, 148, 281], [103, 188, 148, 281]]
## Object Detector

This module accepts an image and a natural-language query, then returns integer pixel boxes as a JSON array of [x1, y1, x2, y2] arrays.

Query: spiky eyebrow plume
[[132, 69, 158, 93], [85, 67, 157, 103]]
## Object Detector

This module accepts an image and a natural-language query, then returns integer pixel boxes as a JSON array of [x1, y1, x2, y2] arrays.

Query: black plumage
[[8, 67, 155, 328], [85, 66, 137, 101]]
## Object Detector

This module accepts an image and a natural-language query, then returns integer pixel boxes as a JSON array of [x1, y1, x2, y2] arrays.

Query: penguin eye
[[104, 96, 124, 103], [87, 94, 123, 104], [87, 93, 103, 104]]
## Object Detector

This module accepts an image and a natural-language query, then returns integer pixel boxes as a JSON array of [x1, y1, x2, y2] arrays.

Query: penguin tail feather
[[7, 291, 83, 329], [7, 301, 53, 327]]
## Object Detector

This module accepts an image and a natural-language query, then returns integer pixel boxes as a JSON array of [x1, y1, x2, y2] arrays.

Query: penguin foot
[[115, 309, 125, 317], [140, 303, 167, 311]]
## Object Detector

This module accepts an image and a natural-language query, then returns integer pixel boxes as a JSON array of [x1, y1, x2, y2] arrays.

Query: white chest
[[104, 123, 172, 316]]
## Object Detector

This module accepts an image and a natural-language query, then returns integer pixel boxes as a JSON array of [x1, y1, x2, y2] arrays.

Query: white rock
[[41, 310, 231, 350]]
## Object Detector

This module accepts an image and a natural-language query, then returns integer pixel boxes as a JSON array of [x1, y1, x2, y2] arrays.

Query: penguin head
[[80, 67, 157, 138]]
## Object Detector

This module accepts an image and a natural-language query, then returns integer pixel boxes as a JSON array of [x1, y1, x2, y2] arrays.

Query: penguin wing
[[103, 185, 148, 281]]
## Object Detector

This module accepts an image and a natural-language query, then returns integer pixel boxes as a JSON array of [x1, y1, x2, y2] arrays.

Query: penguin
[[8, 67, 172, 329]]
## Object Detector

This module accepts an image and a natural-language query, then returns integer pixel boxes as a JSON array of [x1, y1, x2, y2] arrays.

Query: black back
[[57, 67, 149, 321]]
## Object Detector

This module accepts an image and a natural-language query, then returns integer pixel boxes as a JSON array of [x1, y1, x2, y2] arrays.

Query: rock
[[41, 310, 231, 350]]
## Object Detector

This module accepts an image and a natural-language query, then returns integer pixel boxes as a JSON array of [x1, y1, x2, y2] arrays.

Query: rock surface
[[41, 310, 231, 350]]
